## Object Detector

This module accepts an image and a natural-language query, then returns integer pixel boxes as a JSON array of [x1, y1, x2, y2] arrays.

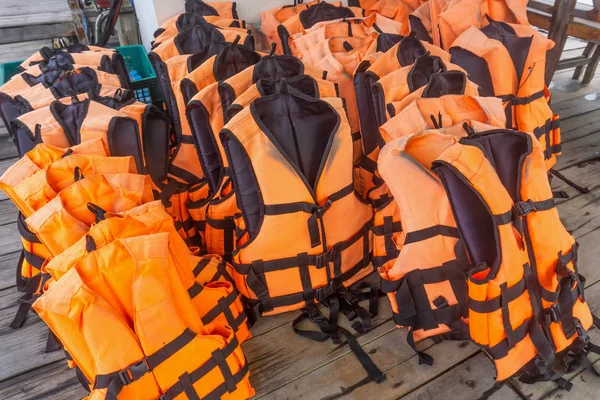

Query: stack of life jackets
[[350, 0, 600, 388], [148, 0, 258, 249], [0, 45, 172, 340], [0, 121, 253, 398]]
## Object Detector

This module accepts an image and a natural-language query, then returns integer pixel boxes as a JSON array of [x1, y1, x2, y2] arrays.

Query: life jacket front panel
[[222, 91, 373, 315], [380, 94, 506, 142], [25, 173, 154, 256], [379, 127, 469, 346]]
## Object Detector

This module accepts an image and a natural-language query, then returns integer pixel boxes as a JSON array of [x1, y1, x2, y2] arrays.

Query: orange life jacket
[[372, 53, 477, 126], [44, 200, 251, 344], [379, 94, 507, 143], [9, 67, 125, 121], [355, 33, 450, 159], [18, 44, 118, 71], [433, 129, 596, 382], [149, 24, 254, 62], [379, 127, 471, 364], [221, 90, 373, 314], [11, 99, 145, 173], [22, 51, 129, 86], [277, 2, 365, 54], [25, 173, 154, 257], [0, 68, 125, 138], [186, 55, 328, 259], [208, 78, 339, 262], [261, 0, 325, 51], [450, 19, 560, 167], [185, 0, 240, 19], [33, 232, 253, 400], [157, 40, 260, 185], [153, 12, 247, 47], [349, 0, 417, 30], [288, 13, 404, 57], [0, 140, 135, 329]]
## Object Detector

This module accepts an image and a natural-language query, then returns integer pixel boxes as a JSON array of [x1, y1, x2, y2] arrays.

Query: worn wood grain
[[0, 252, 21, 292], [0, 157, 18, 201], [0, 360, 86, 400], [245, 298, 395, 397], [0, 136, 18, 160], [0, 223, 21, 256], [260, 330, 480, 400], [402, 353, 521, 400], [0, 200, 18, 227], [555, 130, 600, 170], [0, 40, 52, 64], [0, 23, 76, 45], [551, 160, 600, 200]]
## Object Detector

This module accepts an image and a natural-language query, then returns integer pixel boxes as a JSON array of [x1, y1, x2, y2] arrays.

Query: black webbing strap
[[158, 179, 183, 208], [73, 166, 85, 181], [469, 277, 527, 313], [393, 280, 433, 365], [187, 282, 204, 299], [159, 337, 246, 400], [10, 271, 51, 329], [552, 243, 584, 339], [549, 168, 590, 195], [403, 225, 460, 245], [22, 248, 45, 269], [351, 131, 362, 142], [263, 184, 353, 248], [200, 290, 247, 331], [97, 329, 197, 399], [298, 252, 313, 302], [17, 212, 41, 243], [45, 329, 62, 352], [513, 198, 556, 216], [86, 202, 107, 223], [500, 89, 545, 130], [206, 216, 235, 260], [293, 296, 386, 383], [246, 260, 275, 312]]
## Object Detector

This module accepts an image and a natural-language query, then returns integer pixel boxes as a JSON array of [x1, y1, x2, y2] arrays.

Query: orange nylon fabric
[[25, 173, 154, 256], [33, 232, 253, 399]]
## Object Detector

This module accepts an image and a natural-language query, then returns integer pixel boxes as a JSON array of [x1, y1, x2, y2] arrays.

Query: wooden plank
[[0, 360, 86, 400], [555, 130, 600, 170], [0, 0, 71, 17], [0, 251, 20, 292], [511, 282, 600, 399], [245, 298, 395, 397], [0, 136, 18, 160], [0, 157, 18, 202], [0, 12, 73, 29], [115, 14, 140, 46], [551, 92, 600, 121], [401, 353, 521, 400], [0, 199, 18, 226], [258, 328, 480, 399], [544, 0, 579, 85], [551, 159, 600, 200], [0, 23, 76, 45], [0, 223, 21, 256], [0, 40, 51, 64]]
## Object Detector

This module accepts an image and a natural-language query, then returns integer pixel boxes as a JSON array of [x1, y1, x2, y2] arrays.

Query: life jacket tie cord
[[292, 284, 386, 383], [549, 169, 590, 195]]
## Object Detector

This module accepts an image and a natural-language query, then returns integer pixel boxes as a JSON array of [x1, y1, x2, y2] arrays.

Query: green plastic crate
[[116, 45, 162, 104], [0, 60, 24, 86]]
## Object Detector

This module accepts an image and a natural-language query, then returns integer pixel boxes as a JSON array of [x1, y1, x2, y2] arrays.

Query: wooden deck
[[2, 41, 600, 400]]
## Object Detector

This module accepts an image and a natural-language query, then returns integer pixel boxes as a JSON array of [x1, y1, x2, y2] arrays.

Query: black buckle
[[314, 281, 336, 302], [118, 359, 149, 386], [514, 200, 536, 216], [315, 199, 332, 218], [316, 247, 338, 270], [544, 304, 561, 324]]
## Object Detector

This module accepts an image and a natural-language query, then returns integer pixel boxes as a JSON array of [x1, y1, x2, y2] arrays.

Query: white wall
[[135, 0, 350, 50]]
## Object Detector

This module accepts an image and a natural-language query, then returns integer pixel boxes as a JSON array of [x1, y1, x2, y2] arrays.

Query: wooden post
[[115, 13, 140, 46], [66, 0, 88, 44], [545, 0, 578, 85]]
